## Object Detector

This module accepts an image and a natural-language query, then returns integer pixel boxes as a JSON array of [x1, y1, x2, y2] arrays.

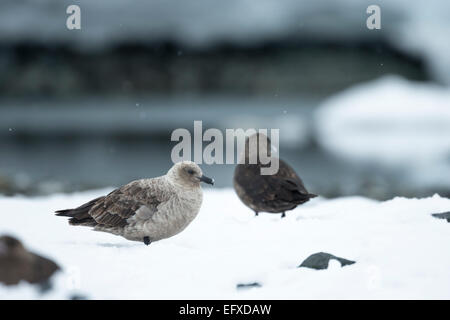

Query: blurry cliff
[[0, 0, 438, 98]]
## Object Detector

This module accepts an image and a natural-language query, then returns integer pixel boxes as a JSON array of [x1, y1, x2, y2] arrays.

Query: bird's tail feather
[[55, 196, 104, 227]]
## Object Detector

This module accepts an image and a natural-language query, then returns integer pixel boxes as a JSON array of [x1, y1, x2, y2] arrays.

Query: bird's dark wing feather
[[88, 180, 164, 227], [234, 159, 316, 212], [56, 179, 169, 228], [255, 175, 312, 208], [277, 159, 309, 193]]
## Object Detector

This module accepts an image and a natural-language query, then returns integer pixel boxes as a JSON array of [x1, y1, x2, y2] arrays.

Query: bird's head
[[168, 161, 214, 187], [242, 132, 273, 162]]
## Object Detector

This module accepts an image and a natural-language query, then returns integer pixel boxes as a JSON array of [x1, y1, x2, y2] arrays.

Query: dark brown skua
[[233, 133, 317, 218]]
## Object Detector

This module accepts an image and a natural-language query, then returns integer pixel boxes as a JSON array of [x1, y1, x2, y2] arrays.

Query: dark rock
[[298, 252, 355, 270], [236, 282, 262, 290], [69, 294, 88, 300], [37, 280, 54, 294], [431, 212, 450, 222], [0, 235, 60, 287]]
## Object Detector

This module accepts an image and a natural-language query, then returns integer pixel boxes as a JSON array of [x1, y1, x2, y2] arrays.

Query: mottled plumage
[[0, 235, 59, 287], [233, 133, 316, 217], [56, 161, 213, 245]]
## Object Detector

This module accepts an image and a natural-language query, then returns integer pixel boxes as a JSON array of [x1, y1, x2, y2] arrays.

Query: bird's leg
[[143, 236, 151, 246], [254, 211, 259, 217], [281, 212, 286, 218]]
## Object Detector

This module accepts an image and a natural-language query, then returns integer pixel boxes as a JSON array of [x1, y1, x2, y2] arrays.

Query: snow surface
[[315, 76, 450, 188], [1, 188, 450, 299]]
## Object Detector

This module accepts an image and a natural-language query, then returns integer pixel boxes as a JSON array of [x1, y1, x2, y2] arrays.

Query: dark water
[[0, 96, 447, 200]]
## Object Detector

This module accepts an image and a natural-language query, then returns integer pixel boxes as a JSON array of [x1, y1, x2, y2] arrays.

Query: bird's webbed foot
[[281, 212, 286, 218], [143, 236, 151, 246]]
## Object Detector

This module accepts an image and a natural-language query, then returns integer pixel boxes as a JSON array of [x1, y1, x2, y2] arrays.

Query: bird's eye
[[187, 169, 195, 175]]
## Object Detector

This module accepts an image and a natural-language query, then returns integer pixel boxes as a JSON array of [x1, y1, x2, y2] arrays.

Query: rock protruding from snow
[[432, 212, 450, 222], [299, 252, 355, 270], [0, 235, 60, 289], [236, 282, 262, 290]]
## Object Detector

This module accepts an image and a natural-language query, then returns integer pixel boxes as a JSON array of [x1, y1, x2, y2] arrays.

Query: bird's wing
[[277, 159, 310, 194], [235, 162, 313, 208], [88, 178, 171, 228], [257, 175, 312, 206]]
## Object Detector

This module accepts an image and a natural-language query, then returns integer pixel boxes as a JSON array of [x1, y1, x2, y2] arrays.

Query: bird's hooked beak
[[199, 175, 214, 185]]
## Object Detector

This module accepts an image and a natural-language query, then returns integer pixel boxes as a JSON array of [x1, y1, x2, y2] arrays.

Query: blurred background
[[0, 0, 449, 200]]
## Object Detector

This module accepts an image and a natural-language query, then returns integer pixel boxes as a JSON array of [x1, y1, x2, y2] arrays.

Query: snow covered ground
[[1, 188, 450, 299]]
